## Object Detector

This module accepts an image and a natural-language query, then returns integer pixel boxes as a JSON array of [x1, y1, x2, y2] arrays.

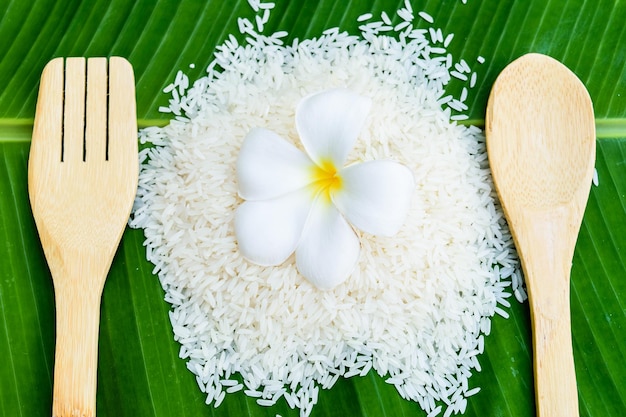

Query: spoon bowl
[[486, 53, 595, 417]]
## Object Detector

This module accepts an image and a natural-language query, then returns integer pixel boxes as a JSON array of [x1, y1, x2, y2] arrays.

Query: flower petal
[[235, 188, 312, 266], [296, 88, 372, 167], [237, 127, 315, 200], [295, 199, 360, 290], [333, 160, 414, 236]]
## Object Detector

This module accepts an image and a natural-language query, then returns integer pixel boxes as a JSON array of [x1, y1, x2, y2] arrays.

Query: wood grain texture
[[485, 53, 596, 417], [28, 57, 138, 417]]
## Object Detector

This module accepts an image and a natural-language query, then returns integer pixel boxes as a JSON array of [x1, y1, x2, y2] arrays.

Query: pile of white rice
[[130, 1, 524, 416]]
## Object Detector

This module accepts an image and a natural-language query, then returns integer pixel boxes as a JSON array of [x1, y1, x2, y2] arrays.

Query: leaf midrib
[[1, 118, 626, 142]]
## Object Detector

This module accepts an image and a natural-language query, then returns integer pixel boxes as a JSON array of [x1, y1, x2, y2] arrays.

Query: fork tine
[[64, 57, 86, 162], [85, 58, 108, 161], [30, 57, 64, 165], [108, 57, 137, 166]]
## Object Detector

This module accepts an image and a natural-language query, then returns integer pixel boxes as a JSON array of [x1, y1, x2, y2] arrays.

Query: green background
[[1, 1, 624, 416]]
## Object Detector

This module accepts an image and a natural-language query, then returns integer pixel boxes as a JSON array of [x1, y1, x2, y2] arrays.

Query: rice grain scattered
[[131, 2, 522, 416], [418, 11, 434, 23]]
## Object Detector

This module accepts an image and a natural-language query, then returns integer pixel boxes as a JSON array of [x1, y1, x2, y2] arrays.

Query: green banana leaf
[[1, 1, 625, 416]]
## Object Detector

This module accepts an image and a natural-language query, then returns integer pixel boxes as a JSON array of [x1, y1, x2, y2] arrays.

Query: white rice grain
[[381, 11, 392, 25], [470, 72, 477, 88], [443, 33, 454, 47], [131, 2, 521, 417], [450, 70, 468, 81], [418, 11, 434, 23]]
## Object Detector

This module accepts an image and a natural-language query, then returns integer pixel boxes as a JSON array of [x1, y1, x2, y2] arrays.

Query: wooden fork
[[28, 57, 138, 417]]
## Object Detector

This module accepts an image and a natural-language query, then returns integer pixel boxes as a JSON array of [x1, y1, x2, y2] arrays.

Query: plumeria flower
[[234, 88, 414, 289]]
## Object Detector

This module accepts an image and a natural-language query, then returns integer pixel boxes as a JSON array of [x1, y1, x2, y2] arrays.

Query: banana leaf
[[0, 1, 625, 416]]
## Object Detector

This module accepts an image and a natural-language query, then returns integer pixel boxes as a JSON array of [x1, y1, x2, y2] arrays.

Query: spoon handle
[[520, 210, 579, 417], [532, 294, 578, 417]]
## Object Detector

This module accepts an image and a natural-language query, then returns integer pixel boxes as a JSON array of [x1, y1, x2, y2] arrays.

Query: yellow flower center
[[311, 159, 342, 204]]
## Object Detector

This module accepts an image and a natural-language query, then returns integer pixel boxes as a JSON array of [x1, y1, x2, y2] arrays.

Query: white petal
[[237, 127, 315, 200], [295, 199, 360, 290], [235, 188, 312, 266], [333, 160, 414, 236], [296, 88, 372, 167]]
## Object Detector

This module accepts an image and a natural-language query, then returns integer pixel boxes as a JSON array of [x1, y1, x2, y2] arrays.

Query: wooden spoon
[[28, 57, 138, 417], [485, 53, 595, 417]]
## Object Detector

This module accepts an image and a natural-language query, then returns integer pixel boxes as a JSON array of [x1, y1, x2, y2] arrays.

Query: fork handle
[[52, 288, 102, 417]]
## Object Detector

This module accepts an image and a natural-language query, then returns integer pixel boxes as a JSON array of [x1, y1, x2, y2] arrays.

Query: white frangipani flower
[[235, 88, 415, 289]]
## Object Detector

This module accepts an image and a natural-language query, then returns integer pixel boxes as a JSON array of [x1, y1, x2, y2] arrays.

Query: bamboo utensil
[[486, 53, 595, 416], [28, 57, 138, 417]]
